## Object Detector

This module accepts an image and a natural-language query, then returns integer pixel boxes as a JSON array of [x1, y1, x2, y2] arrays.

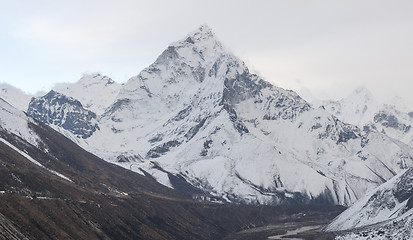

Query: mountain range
[[1, 85, 344, 239], [2, 25, 413, 239], [23, 25, 413, 207], [310, 87, 413, 239], [317, 87, 413, 148]]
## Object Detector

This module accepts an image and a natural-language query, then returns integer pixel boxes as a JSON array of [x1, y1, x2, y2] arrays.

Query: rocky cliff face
[[27, 90, 99, 139]]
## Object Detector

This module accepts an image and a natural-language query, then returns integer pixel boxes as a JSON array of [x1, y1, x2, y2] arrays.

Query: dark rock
[[27, 91, 99, 139], [171, 106, 192, 122], [374, 112, 411, 133], [147, 140, 181, 158], [167, 173, 205, 198], [222, 104, 249, 134], [185, 118, 207, 141], [116, 154, 143, 163], [393, 168, 413, 205], [203, 140, 213, 149], [148, 134, 163, 143], [200, 140, 213, 156], [103, 98, 131, 117], [312, 123, 322, 130], [337, 129, 359, 143], [192, 65, 206, 82], [222, 70, 261, 106], [185, 37, 195, 44]]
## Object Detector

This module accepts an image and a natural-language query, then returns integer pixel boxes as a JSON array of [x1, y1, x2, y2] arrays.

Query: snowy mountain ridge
[[317, 86, 381, 127], [326, 169, 411, 231], [26, 25, 413, 206], [0, 83, 33, 112], [54, 73, 123, 115], [0, 98, 41, 147], [316, 86, 413, 149], [335, 210, 413, 240]]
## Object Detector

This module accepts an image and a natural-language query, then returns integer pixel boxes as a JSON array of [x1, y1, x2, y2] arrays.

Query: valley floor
[[0, 190, 345, 240], [221, 210, 341, 240]]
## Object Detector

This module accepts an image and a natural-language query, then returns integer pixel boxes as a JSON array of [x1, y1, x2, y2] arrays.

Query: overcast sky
[[1, 0, 413, 106]]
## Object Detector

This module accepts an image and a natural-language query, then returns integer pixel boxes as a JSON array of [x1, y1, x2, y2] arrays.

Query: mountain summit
[[319, 86, 413, 151], [321, 86, 380, 126], [54, 73, 123, 115], [27, 26, 413, 206], [119, 24, 225, 102]]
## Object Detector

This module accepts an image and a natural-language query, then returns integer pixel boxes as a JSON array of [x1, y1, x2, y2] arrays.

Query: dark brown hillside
[[0, 122, 344, 239]]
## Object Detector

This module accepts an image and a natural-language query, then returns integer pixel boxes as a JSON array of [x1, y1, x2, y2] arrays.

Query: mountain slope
[[368, 104, 413, 146], [334, 211, 413, 240], [27, 25, 413, 207], [0, 98, 41, 146], [0, 83, 32, 112], [1, 97, 345, 239], [326, 167, 413, 239], [325, 168, 413, 231]]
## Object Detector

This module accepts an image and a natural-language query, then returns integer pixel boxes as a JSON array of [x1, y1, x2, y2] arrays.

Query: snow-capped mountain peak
[[175, 24, 219, 46], [321, 86, 380, 126], [121, 25, 228, 98], [54, 73, 122, 115], [346, 86, 377, 107], [353, 85, 372, 96], [117, 25, 244, 116], [78, 73, 116, 86], [389, 95, 412, 113], [169, 24, 225, 61]]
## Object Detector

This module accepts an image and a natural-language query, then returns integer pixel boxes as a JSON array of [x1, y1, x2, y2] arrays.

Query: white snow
[[0, 98, 41, 147], [318, 86, 380, 127], [335, 209, 413, 240], [55, 73, 122, 115], [0, 83, 33, 112], [316, 86, 413, 150], [325, 170, 408, 231]]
